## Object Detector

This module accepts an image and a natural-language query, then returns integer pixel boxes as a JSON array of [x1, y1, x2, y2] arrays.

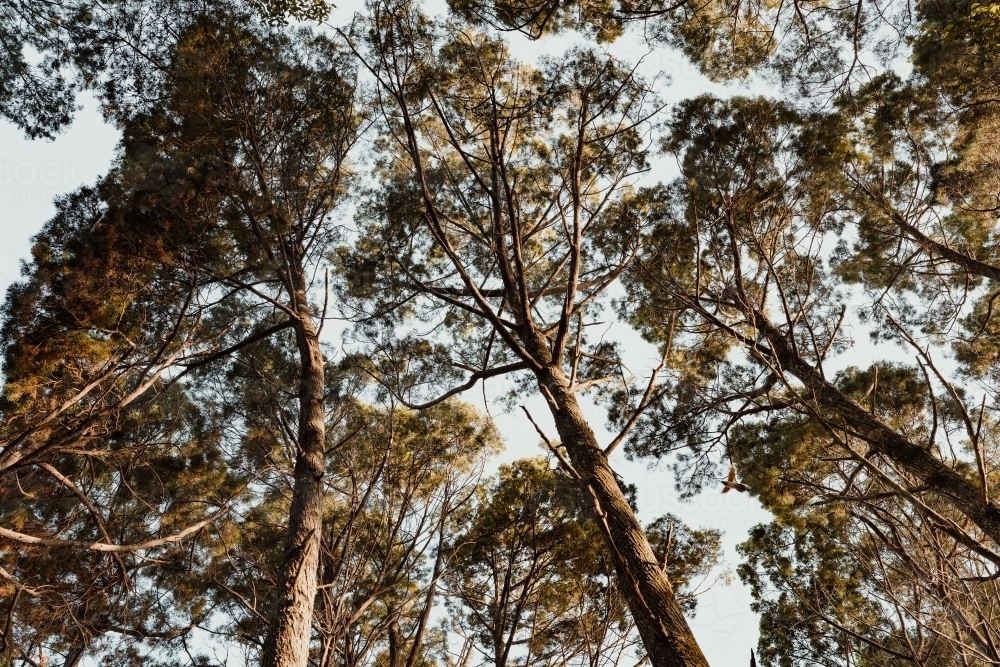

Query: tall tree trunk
[[387, 620, 402, 667], [261, 283, 327, 667], [749, 307, 1000, 543], [535, 364, 710, 667], [62, 645, 86, 667]]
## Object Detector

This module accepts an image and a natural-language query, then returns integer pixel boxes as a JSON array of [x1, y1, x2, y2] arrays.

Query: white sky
[[0, 94, 119, 293], [0, 28, 772, 667]]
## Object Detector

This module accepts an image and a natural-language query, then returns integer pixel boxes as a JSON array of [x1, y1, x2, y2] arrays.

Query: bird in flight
[[722, 465, 749, 493]]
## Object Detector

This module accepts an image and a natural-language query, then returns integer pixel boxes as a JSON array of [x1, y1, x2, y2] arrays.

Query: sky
[[0, 94, 119, 293], [0, 27, 772, 667]]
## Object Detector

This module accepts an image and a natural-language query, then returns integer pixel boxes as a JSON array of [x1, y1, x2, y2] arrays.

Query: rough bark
[[261, 282, 327, 667], [62, 645, 86, 667], [533, 361, 710, 667], [885, 210, 1000, 284], [388, 621, 402, 667], [751, 308, 1000, 545], [375, 35, 710, 663]]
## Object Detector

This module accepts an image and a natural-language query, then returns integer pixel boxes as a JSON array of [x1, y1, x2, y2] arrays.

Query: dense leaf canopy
[[3, 0, 1000, 665]]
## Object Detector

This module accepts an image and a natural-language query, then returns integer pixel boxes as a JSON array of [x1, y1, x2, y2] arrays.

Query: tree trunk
[[388, 620, 402, 667], [534, 364, 710, 667], [750, 308, 1000, 544], [62, 645, 86, 667], [261, 286, 327, 667]]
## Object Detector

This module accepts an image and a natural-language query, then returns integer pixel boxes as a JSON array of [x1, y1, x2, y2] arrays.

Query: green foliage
[[443, 458, 721, 667], [645, 514, 723, 613], [0, 7, 362, 663], [340, 19, 661, 407], [9, 0, 1000, 665], [444, 458, 616, 667], [729, 366, 1000, 665], [204, 398, 502, 663], [0, 1, 96, 137], [248, 0, 331, 22], [445, 0, 912, 91], [447, 0, 624, 42]]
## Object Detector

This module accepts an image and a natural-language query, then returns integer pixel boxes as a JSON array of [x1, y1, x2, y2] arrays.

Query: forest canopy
[[2, 0, 1000, 665]]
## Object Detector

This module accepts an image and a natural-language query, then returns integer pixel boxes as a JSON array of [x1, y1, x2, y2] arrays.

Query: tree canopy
[[3, 0, 1000, 665]]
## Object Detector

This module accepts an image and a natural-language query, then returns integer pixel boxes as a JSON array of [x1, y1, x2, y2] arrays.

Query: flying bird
[[722, 465, 749, 493]]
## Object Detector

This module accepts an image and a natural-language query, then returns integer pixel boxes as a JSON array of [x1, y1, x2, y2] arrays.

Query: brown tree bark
[[62, 645, 86, 667], [749, 308, 1000, 545], [364, 22, 713, 664], [531, 355, 710, 667], [388, 620, 402, 667], [261, 279, 327, 667]]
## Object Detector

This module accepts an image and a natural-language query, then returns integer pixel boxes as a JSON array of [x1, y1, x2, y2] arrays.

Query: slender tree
[[443, 458, 720, 667], [2, 10, 362, 666], [340, 7, 713, 664], [200, 391, 500, 667], [444, 458, 628, 667], [106, 18, 361, 667]]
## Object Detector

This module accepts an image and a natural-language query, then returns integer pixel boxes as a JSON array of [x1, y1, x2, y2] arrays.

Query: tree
[[612, 91, 1000, 662], [0, 0, 97, 137], [2, 9, 362, 666], [625, 89, 1000, 532], [310, 400, 499, 667], [8, 0, 1000, 665], [1, 97, 248, 667], [99, 18, 360, 667], [729, 2, 1000, 660], [200, 394, 500, 667], [444, 0, 917, 94], [0, 376, 242, 666], [443, 458, 720, 667], [0, 0, 332, 138], [614, 2, 1000, 656], [340, 5, 714, 664], [443, 458, 631, 667], [734, 366, 1000, 665]]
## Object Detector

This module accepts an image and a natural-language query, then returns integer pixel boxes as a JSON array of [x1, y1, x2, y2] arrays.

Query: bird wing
[[727, 465, 737, 483]]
